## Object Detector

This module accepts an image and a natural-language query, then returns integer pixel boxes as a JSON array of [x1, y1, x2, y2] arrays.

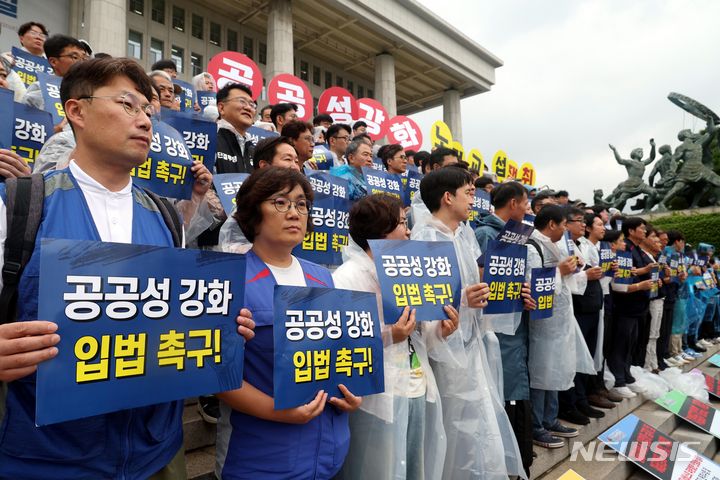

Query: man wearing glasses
[[325, 123, 352, 167], [17, 21, 49, 57], [215, 83, 258, 174], [22, 34, 89, 131]]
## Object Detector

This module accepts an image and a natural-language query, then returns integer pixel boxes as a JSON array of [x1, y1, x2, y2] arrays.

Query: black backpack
[[0, 174, 183, 325]]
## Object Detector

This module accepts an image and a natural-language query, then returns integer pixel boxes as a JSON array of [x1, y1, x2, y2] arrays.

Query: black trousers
[[632, 311, 651, 367], [560, 310, 601, 410], [607, 313, 645, 387], [505, 400, 533, 477], [657, 299, 675, 366]]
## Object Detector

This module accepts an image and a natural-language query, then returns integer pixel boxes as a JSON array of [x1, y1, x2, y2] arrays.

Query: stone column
[[266, 0, 294, 79], [443, 89, 462, 143], [86, 0, 126, 57], [374, 53, 396, 118]]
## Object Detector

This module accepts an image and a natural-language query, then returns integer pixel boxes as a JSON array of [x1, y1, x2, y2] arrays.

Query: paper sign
[[482, 239, 527, 314], [386, 115, 422, 152], [10, 101, 52, 171], [530, 267, 556, 320], [267, 73, 313, 121], [36, 72, 64, 124], [355, 98, 389, 141], [362, 167, 403, 200], [318, 87, 356, 124], [208, 51, 263, 99], [656, 390, 720, 439], [212, 173, 249, 215], [10, 46, 52, 86]]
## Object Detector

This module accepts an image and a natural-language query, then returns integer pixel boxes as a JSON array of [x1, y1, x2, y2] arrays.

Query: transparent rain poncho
[[333, 239, 446, 480], [410, 216, 526, 480], [526, 231, 595, 391]]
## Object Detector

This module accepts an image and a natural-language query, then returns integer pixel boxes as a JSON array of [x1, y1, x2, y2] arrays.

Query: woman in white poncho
[[334, 194, 447, 480], [411, 168, 527, 480]]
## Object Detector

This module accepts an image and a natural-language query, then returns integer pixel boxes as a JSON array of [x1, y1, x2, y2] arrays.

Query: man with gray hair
[[148, 70, 178, 110]]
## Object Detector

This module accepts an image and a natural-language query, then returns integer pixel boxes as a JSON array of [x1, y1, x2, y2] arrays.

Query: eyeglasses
[[27, 30, 47, 39], [567, 219, 584, 223], [395, 154, 408, 160], [57, 53, 89, 62], [298, 135, 314, 143], [223, 96, 257, 109], [267, 197, 311, 215], [77, 92, 156, 117]]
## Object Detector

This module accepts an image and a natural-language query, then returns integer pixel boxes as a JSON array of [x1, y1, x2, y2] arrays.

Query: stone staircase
[[535, 344, 720, 479], [181, 346, 720, 480], [183, 398, 216, 480]]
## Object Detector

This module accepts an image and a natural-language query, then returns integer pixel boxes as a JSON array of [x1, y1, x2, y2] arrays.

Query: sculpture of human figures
[[605, 139, 656, 211], [659, 118, 720, 209], [644, 144, 677, 211]]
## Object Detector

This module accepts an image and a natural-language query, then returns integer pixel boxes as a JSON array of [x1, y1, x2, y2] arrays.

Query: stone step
[[182, 402, 216, 452], [186, 446, 216, 480]]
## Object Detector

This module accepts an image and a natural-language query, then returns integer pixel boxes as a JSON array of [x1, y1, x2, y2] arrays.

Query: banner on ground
[[273, 286, 383, 409], [369, 239, 462, 323], [36, 238, 247, 425], [599, 414, 720, 480], [482, 239, 527, 314], [699, 370, 720, 399], [213, 173, 249, 215], [293, 171, 350, 265], [529, 267, 556, 320], [11, 46, 52, 86], [130, 120, 194, 199], [656, 390, 720, 440]]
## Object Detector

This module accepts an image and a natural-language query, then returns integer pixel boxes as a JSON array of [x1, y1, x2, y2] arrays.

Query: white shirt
[[267, 256, 306, 286]]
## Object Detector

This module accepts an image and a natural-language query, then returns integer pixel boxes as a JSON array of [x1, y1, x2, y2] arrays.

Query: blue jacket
[[217, 250, 350, 479], [0, 169, 183, 480], [329, 165, 367, 202]]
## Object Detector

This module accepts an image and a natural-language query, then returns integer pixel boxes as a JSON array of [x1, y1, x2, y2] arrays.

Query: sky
[[410, 0, 720, 205]]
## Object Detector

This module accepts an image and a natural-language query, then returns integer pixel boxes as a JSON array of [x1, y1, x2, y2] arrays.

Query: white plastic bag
[[658, 367, 709, 403], [628, 366, 670, 400]]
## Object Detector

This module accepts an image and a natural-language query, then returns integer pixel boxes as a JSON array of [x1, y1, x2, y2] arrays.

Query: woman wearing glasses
[[216, 167, 362, 479]]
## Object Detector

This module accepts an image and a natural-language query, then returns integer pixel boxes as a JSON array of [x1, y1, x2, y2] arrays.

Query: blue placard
[[496, 217, 535, 245], [599, 241, 615, 277], [174, 79, 194, 112], [36, 71, 64, 124], [369, 239, 462, 323], [468, 189, 491, 224], [273, 285, 384, 409], [311, 144, 333, 170], [10, 46, 52, 86], [668, 252, 680, 282], [371, 157, 386, 171], [36, 238, 247, 425], [161, 113, 217, 172], [482, 239, 527, 314], [246, 125, 279, 145], [11, 101, 53, 170], [130, 120, 194, 199], [614, 251, 633, 285], [293, 171, 350, 265], [649, 265, 660, 299], [196, 91, 217, 109], [213, 173, 249, 215], [0, 88, 13, 150], [529, 267, 556, 320], [362, 167, 403, 200], [402, 169, 423, 207]]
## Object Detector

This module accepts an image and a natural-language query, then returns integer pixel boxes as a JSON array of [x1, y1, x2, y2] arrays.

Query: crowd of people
[[0, 21, 719, 480]]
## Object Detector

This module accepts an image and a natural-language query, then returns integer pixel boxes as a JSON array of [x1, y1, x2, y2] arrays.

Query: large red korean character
[[355, 98, 389, 141], [386, 115, 423, 151], [207, 51, 263, 99], [268, 73, 313, 122], [318, 87, 356, 124]]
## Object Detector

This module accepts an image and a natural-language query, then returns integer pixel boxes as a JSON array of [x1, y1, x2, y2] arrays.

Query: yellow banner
[[557, 469, 586, 480], [467, 148, 483, 174], [492, 150, 509, 181], [451, 140, 464, 161], [519, 162, 536, 186], [507, 159, 519, 180], [430, 120, 452, 149]]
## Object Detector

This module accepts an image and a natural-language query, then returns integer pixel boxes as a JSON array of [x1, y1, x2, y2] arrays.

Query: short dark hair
[[252, 136, 295, 169], [591, 205, 608, 215], [603, 229, 623, 243], [352, 120, 367, 131], [475, 176, 494, 190], [406, 150, 417, 158], [233, 167, 314, 243], [621, 216, 646, 237], [349, 194, 404, 251], [583, 213, 600, 234], [313, 114, 333, 126], [259, 104, 273, 116], [61, 57, 154, 126], [281, 120, 313, 140], [565, 206, 585, 221], [491, 181, 526, 209], [555, 190, 569, 198], [270, 102, 298, 127], [419, 167, 473, 213], [18, 21, 48, 37], [216, 82, 254, 103], [94, 52, 112, 59], [667, 230, 685, 244], [414, 151, 431, 173], [645, 223, 657, 237], [531, 190, 555, 212], [44, 34, 83, 59], [428, 147, 457, 170], [352, 132, 372, 145], [150, 59, 177, 72], [325, 123, 351, 141], [377, 144, 404, 169], [534, 204, 565, 230]]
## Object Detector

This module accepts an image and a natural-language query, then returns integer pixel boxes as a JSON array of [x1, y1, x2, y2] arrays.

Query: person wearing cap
[[531, 190, 557, 214]]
